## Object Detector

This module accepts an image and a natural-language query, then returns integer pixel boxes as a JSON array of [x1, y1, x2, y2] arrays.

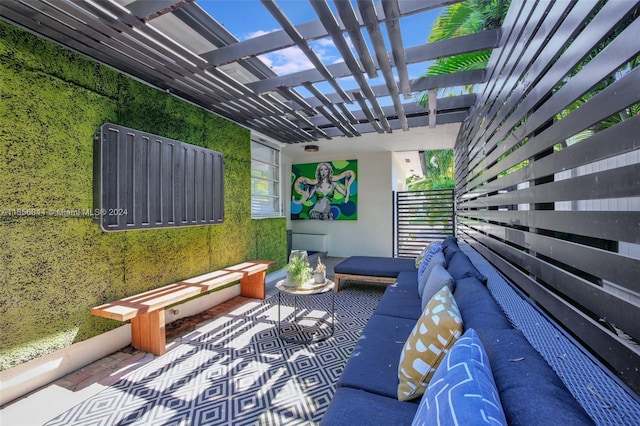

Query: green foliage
[[0, 21, 286, 370], [253, 218, 288, 267], [285, 256, 312, 286], [429, 0, 510, 42], [416, 0, 510, 106], [408, 150, 455, 191]]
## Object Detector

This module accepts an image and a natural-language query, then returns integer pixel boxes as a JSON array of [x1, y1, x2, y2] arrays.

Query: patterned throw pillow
[[397, 286, 463, 401], [415, 246, 429, 268], [411, 329, 507, 426], [417, 241, 442, 280]]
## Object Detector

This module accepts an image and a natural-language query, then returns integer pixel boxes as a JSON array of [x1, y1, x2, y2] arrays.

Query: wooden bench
[[91, 260, 276, 355]]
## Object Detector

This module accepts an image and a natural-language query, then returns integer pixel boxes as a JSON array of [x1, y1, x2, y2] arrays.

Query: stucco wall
[[287, 151, 394, 257], [0, 22, 286, 371]]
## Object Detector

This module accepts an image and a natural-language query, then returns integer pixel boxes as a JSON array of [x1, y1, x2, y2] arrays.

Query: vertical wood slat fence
[[393, 189, 455, 258], [455, 0, 640, 392]]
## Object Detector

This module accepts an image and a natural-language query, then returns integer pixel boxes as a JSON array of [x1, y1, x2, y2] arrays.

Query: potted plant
[[286, 254, 312, 287], [313, 258, 326, 284]]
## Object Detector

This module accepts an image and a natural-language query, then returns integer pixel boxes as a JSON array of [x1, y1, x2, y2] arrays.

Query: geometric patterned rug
[[45, 283, 384, 425]]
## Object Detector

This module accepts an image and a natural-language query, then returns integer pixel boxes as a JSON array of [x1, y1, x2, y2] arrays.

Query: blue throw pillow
[[412, 328, 507, 426], [417, 242, 442, 282], [417, 250, 446, 297], [420, 263, 454, 311]]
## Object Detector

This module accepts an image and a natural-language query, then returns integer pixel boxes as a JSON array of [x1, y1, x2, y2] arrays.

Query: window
[[251, 140, 282, 218]]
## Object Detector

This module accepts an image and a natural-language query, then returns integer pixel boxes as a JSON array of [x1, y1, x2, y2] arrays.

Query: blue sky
[[196, 1, 443, 101]]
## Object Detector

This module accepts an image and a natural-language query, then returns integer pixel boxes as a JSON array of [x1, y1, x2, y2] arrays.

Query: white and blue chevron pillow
[[412, 328, 507, 426]]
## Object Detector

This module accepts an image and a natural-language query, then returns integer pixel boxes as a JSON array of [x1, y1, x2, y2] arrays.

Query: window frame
[[251, 139, 283, 219]]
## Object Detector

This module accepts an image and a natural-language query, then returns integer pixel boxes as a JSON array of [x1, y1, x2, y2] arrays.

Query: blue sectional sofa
[[323, 237, 594, 425]]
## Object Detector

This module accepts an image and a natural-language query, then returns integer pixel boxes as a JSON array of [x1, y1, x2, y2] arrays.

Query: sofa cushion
[[417, 250, 446, 297], [414, 240, 442, 268], [417, 243, 443, 282], [453, 277, 512, 330], [441, 236, 461, 264], [374, 271, 423, 320], [322, 387, 418, 426], [447, 251, 487, 284], [476, 328, 594, 425], [398, 286, 463, 401], [338, 314, 416, 399], [420, 263, 454, 311], [412, 329, 507, 426], [334, 256, 416, 278]]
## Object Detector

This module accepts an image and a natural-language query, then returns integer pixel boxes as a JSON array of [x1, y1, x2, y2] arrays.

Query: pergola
[[1, 0, 491, 143]]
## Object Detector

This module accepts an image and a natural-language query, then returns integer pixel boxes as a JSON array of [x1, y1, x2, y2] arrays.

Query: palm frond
[[428, 2, 473, 42]]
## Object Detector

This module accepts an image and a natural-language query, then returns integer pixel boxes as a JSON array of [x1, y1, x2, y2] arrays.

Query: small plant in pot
[[286, 255, 312, 287], [313, 258, 326, 284]]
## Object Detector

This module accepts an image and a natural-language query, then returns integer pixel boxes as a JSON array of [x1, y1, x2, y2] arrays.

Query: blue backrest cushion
[[417, 250, 446, 297], [441, 236, 461, 264], [476, 328, 594, 425], [412, 328, 507, 426], [447, 251, 487, 284], [453, 277, 512, 330]]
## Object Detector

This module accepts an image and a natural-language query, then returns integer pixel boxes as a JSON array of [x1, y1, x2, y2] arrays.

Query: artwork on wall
[[291, 159, 357, 221]]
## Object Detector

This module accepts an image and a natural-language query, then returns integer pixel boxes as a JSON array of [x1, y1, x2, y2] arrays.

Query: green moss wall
[[0, 22, 287, 370]]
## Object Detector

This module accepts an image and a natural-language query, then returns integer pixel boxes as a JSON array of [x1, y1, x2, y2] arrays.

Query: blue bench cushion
[[476, 328, 594, 425], [321, 387, 417, 426], [454, 277, 512, 330], [334, 256, 416, 278], [373, 271, 422, 320], [338, 314, 416, 399]]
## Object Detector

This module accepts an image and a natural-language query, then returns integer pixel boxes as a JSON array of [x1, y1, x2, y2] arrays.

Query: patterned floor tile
[[44, 283, 383, 425]]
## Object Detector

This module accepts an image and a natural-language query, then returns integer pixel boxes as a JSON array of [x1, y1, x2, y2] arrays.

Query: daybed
[[323, 237, 595, 425]]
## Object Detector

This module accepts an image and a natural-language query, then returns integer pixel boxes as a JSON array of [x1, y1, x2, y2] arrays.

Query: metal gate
[[393, 189, 455, 258]]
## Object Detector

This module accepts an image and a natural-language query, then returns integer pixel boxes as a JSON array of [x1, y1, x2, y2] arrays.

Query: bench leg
[[131, 310, 166, 356], [240, 271, 266, 299]]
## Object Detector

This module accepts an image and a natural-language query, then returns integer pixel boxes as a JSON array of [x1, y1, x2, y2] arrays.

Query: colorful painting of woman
[[291, 160, 357, 221]]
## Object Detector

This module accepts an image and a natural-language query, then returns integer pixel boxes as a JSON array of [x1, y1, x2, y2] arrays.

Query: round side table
[[276, 279, 335, 344]]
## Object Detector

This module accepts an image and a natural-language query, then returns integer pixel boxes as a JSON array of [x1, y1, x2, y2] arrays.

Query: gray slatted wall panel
[[95, 123, 224, 231], [394, 189, 455, 258], [454, 1, 640, 391]]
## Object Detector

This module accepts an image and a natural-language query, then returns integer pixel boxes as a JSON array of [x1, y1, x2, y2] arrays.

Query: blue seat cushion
[[338, 314, 417, 399], [373, 271, 422, 320], [453, 277, 512, 330], [476, 328, 594, 425], [322, 387, 417, 426], [447, 251, 487, 284], [334, 256, 416, 278]]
